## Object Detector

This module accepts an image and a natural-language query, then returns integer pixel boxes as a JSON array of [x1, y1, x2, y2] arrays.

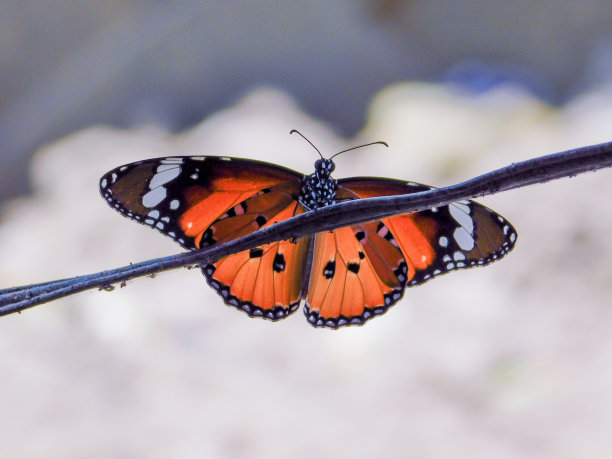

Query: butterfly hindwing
[[304, 221, 408, 328], [337, 178, 517, 287], [202, 200, 312, 320]]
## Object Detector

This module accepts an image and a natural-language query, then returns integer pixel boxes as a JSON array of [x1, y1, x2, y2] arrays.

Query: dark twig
[[1, 140, 611, 316]]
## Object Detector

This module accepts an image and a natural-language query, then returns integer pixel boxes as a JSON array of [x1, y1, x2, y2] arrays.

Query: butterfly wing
[[304, 221, 408, 328], [337, 177, 517, 287], [201, 196, 312, 320], [100, 156, 310, 320], [304, 177, 517, 329]]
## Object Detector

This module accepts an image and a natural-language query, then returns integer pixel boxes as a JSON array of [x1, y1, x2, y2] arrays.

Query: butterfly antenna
[[330, 140, 389, 160], [290, 129, 324, 159]]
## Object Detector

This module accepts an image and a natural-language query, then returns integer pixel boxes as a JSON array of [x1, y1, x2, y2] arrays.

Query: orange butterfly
[[100, 135, 516, 328]]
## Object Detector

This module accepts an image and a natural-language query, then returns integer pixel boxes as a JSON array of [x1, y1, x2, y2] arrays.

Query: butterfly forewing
[[194, 181, 302, 247], [338, 178, 517, 287], [100, 156, 303, 249]]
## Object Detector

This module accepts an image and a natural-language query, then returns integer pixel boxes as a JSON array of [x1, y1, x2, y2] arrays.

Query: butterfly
[[100, 133, 516, 328]]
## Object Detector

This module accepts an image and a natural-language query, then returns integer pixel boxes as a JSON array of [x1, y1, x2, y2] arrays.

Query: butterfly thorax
[[299, 158, 338, 210]]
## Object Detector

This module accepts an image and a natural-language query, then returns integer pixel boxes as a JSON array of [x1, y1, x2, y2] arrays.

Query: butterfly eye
[[314, 159, 323, 170]]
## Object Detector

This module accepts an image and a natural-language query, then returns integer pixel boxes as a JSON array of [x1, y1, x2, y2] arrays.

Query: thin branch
[[1, 140, 611, 316]]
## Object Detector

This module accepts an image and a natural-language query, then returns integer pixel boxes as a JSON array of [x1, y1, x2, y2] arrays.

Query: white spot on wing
[[161, 158, 184, 165], [147, 210, 160, 219], [142, 187, 167, 208], [453, 227, 475, 251], [169, 199, 180, 210], [449, 203, 474, 234], [149, 168, 181, 189], [156, 164, 179, 172]]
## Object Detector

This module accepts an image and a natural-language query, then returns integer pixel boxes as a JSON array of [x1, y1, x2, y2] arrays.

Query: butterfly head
[[314, 158, 336, 177], [291, 129, 388, 210]]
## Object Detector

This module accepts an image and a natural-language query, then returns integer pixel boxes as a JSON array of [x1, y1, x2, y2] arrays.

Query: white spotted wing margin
[[100, 157, 198, 248]]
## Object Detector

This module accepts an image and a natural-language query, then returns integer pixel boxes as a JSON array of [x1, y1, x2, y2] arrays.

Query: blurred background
[[1, 1, 612, 458], [3, 0, 612, 201]]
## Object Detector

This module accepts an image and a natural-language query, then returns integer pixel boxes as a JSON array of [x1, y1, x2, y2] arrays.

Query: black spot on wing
[[273, 253, 286, 273], [223, 202, 247, 219], [249, 248, 264, 258], [256, 215, 267, 227], [347, 262, 360, 274], [200, 228, 216, 248], [323, 260, 336, 279]]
